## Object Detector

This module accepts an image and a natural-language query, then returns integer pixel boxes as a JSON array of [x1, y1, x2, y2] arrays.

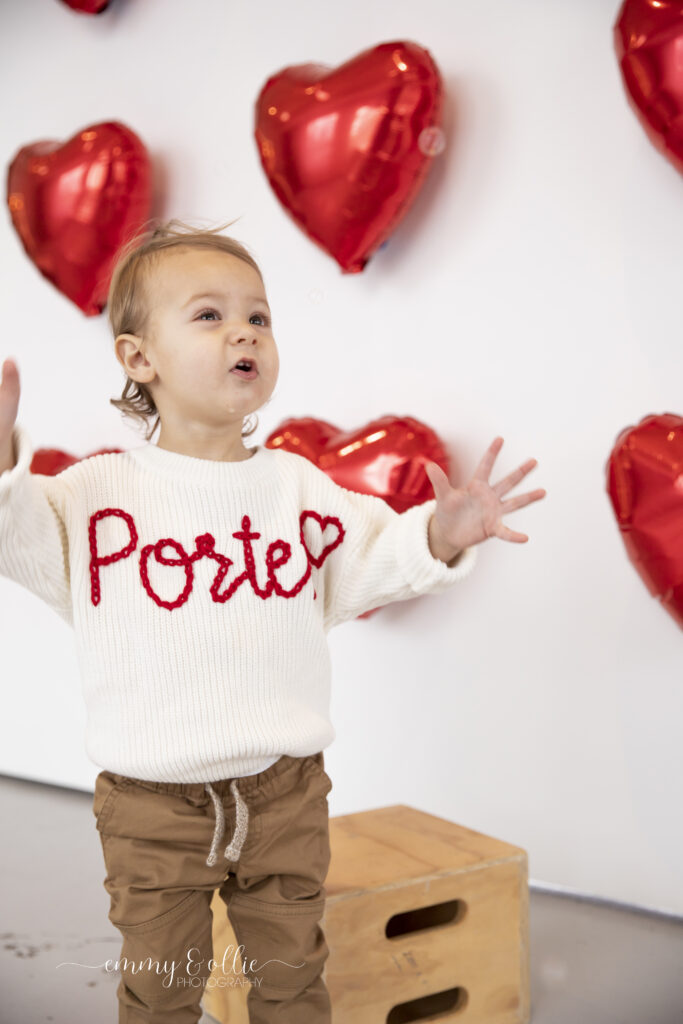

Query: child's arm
[[298, 458, 478, 631], [300, 436, 545, 631], [0, 359, 72, 622], [0, 432, 14, 477]]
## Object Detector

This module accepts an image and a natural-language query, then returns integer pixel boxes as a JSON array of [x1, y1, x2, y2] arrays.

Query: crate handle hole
[[386, 984, 469, 1022], [385, 898, 466, 938]]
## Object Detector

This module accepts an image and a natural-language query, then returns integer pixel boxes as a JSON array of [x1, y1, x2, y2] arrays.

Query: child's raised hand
[[0, 358, 20, 453], [425, 437, 546, 556]]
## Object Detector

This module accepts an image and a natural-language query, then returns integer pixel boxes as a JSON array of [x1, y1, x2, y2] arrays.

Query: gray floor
[[1, 772, 682, 1024]]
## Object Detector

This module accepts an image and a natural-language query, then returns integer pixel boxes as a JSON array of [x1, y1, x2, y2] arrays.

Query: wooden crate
[[203, 804, 529, 1023]]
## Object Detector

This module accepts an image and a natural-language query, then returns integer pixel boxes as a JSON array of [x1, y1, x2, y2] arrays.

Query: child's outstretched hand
[[0, 358, 20, 439], [425, 437, 546, 561], [0, 358, 20, 473]]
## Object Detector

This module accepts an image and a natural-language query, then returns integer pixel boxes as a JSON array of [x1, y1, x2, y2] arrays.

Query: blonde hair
[[107, 217, 265, 441]]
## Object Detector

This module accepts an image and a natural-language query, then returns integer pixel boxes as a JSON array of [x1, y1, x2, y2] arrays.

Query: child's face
[[125, 246, 279, 436]]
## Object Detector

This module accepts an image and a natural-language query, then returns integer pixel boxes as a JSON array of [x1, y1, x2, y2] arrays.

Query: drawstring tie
[[204, 779, 249, 868]]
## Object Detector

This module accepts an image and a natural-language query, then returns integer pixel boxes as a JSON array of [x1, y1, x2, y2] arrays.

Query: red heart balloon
[[7, 121, 152, 316], [31, 445, 124, 476], [254, 41, 444, 273], [265, 414, 450, 513], [265, 415, 451, 619], [606, 412, 683, 629], [613, 0, 683, 175], [59, 0, 111, 11]]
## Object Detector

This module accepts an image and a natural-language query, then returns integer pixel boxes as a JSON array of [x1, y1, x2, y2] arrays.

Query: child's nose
[[227, 321, 257, 341]]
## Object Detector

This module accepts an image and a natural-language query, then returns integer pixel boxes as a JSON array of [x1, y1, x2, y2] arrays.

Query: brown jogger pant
[[92, 752, 333, 1024]]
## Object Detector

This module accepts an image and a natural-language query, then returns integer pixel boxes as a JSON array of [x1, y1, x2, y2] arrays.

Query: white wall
[[1, 0, 682, 915]]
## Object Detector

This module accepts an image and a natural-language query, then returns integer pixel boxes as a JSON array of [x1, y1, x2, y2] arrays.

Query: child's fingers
[[0, 359, 20, 431], [1, 358, 19, 386]]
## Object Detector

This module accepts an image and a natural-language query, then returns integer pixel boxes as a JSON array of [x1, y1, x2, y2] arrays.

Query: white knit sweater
[[0, 424, 477, 783]]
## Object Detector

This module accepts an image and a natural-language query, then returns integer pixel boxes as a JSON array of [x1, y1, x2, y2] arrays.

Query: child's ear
[[114, 333, 155, 383]]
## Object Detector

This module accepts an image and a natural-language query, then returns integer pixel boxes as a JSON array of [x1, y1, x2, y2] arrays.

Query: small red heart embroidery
[[299, 510, 345, 569]]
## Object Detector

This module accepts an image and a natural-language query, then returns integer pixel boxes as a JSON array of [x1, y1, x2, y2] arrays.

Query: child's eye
[[196, 309, 271, 327], [251, 312, 272, 327]]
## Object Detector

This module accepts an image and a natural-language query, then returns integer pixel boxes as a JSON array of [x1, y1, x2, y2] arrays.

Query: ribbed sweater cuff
[[394, 498, 478, 593], [0, 424, 32, 501]]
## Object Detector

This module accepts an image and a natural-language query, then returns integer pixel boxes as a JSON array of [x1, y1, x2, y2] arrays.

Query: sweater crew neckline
[[128, 441, 273, 485]]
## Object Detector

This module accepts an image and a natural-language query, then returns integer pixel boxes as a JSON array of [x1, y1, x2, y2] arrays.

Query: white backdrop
[[1, 0, 682, 916]]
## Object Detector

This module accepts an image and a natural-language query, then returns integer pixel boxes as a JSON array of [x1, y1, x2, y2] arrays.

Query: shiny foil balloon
[[31, 445, 123, 476], [265, 415, 451, 620], [254, 41, 444, 273], [614, 0, 683, 175], [7, 121, 152, 316], [606, 413, 683, 629], [60, 0, 111, 11], [266, 415, 450, 512]]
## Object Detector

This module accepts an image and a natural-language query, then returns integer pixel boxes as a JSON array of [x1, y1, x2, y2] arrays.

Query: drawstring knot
[[204, 778, 249, 868]]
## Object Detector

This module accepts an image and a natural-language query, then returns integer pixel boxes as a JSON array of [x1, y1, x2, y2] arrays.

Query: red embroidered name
[[88, 508, 345, 610]]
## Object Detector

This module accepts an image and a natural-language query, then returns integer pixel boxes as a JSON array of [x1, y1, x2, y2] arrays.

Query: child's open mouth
[[230, 359, 258, 380]]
